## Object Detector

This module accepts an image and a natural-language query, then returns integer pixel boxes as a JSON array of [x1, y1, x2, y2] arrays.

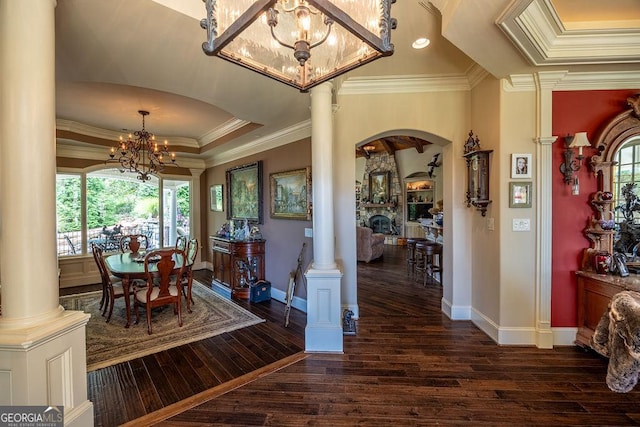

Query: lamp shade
[[201, 0, 395, 92], [568, 131, 591, 149], [568, 131, 591, 156]]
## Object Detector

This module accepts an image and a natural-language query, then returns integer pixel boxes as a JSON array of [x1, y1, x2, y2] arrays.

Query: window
[[56, 174, 82, 256], [163, 179, 191, 247], [613, 137, 640, 223], [56, 168, 191, 257]]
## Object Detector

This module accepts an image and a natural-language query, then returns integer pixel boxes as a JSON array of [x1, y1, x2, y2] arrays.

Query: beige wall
[[498, 87, 537, 329], [336, 75, 539, 338], [204, 138, 313, 298], [469, 77, 502, 332], [335, 88, 473, 318]]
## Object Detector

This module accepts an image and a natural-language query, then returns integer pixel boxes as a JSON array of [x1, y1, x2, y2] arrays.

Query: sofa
[[356, 226, 385, 263]]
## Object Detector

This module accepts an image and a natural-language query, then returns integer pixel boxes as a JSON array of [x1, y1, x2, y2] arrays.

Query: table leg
[[123, 276, 131, 328]]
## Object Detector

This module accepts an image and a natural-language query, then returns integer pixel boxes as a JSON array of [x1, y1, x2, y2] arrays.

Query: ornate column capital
[[535, 136, 559, 146]]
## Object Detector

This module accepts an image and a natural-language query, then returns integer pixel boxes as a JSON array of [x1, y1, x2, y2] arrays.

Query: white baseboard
[[270, 286, 307, 313], [552, 327, 579, 346], [441, 297, 471, 320]]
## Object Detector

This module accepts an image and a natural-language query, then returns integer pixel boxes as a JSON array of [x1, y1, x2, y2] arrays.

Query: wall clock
[[464, 149, 493, 217]]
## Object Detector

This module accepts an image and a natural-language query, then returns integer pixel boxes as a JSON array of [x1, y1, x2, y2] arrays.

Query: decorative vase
[[434, 212, 444, 226], [598, 219, 616, 230], [601, 191, 614, 201], [594, 252, 612, 274]]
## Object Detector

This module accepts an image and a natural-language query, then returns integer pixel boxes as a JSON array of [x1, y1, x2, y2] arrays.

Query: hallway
[[160, 245, 638, 426], [82, 245, 640, 425]]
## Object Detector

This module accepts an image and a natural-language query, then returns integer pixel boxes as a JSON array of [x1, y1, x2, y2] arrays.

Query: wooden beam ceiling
[[355, 136, 432, 158]]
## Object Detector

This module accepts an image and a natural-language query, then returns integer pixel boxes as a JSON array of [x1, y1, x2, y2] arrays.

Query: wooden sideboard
[[210, 236, 266, 300], [576, 271, 640, 347]]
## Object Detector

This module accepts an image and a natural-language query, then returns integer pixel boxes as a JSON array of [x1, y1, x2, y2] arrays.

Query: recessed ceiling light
[[412, 37, 430, 49]]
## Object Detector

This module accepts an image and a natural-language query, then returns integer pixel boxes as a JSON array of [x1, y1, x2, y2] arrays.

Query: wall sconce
[[559, 132, 591, 194]]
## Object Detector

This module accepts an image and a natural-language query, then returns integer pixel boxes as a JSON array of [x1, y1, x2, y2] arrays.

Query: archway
[[353, 130, 450, 316]]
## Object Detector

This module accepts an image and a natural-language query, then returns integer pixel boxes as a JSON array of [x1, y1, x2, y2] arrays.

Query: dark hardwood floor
[[74, 246, 640, 426]]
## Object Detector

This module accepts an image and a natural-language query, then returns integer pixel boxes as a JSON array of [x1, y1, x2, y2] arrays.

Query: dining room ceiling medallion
[[200, 0, 397, 92], [107, 110, 176, 181]]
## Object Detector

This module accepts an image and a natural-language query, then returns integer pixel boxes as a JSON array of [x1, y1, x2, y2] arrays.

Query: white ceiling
[[54, 0, 640, 167]]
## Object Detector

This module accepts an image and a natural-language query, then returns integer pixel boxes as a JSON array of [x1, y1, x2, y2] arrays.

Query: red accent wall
[[552, 90, 639, 326]]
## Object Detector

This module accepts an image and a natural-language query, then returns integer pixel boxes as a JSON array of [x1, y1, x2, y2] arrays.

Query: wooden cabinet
[[210, 237, 266, 300], [576, 271, 640, 347], [211, 238, 233, 289], [405, 178, 434, 222], [404, 177, 434, 237]]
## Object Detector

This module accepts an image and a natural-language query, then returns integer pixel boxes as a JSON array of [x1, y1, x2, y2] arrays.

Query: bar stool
[[406, 238, 429, 278], [414, 241, 443, 286]]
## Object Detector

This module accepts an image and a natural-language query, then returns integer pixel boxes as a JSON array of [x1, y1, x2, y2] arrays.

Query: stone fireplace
[[358, 151, 403, 235], [369, 215, 391, 234]]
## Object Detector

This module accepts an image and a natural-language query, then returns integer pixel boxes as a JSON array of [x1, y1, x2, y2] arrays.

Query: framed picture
[[511, 153, 532, 178], [509, 181, 532, 208], [270, 167, 311, 220], [369, 171, 390, 204], [226, 161, 263, 223], [210, 184, 223, 211]]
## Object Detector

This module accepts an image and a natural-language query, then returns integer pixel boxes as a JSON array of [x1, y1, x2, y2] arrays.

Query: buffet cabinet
[[576, 271, 640, 347], [210, 236, 266, 300]]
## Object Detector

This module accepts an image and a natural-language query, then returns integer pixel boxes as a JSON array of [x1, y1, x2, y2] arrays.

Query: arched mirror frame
[[583, 94, 640, 269]]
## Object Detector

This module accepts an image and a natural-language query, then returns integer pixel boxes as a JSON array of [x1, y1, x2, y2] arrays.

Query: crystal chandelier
[[200, 0, 396, 92], [107, 110, 176, 181]]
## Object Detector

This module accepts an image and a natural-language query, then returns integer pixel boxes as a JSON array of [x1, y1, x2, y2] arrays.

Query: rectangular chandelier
[[201, 0, 396, 92]]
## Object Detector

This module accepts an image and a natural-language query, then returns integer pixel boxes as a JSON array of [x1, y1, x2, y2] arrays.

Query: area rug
[[60, 281, 264, 372]]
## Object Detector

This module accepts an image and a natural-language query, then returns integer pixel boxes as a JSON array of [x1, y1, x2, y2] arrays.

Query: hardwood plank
[[77, 246, 640, 426]]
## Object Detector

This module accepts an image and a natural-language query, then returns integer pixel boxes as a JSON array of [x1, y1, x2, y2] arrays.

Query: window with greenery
[[56, 174, 82, 256], [613, 138, 640, 222], [612, 137, 640, 254], [56, 169, 191, 257]]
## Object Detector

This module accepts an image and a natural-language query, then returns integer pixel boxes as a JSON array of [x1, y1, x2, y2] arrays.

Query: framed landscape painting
[[270, 167, 311, 220], [226, 161, 263, 223], [369, 171, 390, 204]]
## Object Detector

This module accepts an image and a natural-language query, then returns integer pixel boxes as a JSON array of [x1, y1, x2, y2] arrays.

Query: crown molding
[[339, 74, 472, 95], [205, 120, 312, 168], [56, 118, 200, 149], [503, 70, 640, 92], [56, 141, 206, 169], [198, 118, 254, 146], [497, 0, 640, 66], [466, 64, 491, 89]]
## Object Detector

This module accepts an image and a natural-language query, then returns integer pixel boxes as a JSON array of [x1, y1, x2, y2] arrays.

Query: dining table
[[104, 250, 188, 328]]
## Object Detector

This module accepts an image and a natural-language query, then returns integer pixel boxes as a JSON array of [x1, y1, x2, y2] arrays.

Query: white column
[[189, 168, 205, 268], [311, 83, 337, 270], [170, 188, 178, 245], [534, 71, 564, 349], [0, 0, 59, 323], [0, 1, 93, 425], [305, 82, 343, 353]]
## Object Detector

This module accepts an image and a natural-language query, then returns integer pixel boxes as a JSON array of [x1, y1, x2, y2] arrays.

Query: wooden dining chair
[[181, 238, 199, 312], [91, 243, 108, 311], [175, 235, 188, 252], [134, 248, 186, 334], [92, 243, 129, 323], [120, 234, 149, 253]]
